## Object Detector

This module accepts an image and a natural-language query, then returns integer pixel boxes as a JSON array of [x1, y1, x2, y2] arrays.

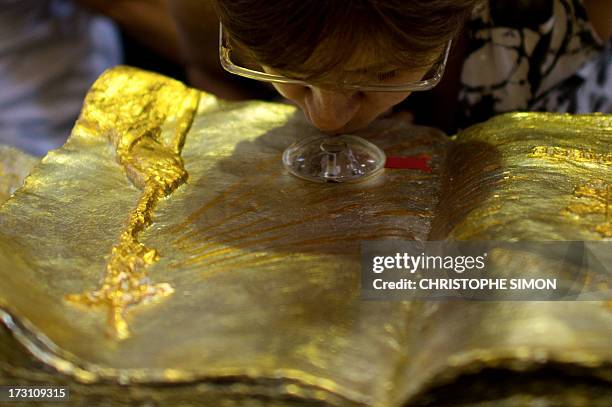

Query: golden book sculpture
[[0, 67, 610, 406]]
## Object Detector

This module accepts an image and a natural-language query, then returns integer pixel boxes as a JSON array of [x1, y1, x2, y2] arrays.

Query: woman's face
[[259, 43, 438, 134], [270, 82, 412, 134]]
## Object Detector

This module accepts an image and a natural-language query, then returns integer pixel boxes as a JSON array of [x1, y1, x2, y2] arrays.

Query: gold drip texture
[[529, 145, 612, 166], [529, 143, 611, 238], [62, 67, 200, 339], [564, 180, 611, 237], [0, 68, 610, 406]]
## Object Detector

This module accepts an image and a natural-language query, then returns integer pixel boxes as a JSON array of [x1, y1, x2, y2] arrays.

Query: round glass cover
[[282, 134, 385, 183]]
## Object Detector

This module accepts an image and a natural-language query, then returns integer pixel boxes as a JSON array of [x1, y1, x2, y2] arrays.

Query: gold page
[[0, 66, 449, 406], [392, 113, 612, 406], [0, 67, 610, 406]]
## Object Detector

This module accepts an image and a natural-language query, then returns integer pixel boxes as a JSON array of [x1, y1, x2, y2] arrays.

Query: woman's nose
[[303, 87, 361, 133]]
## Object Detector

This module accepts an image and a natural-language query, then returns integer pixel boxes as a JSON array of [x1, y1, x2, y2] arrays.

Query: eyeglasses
[[219, 23, 452, 92]]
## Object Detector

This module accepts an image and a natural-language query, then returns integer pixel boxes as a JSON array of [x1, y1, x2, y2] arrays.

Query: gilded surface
[[529, 145, 612, 166], [529, 144, 611, 237], [395, 112, 612, 406], [0, 67, 447, 406], [0, 68, 611, 406], [0, 146, 38, 203], [432, 112, 611, 240], [62, 67, 200, 340], [564, 180, 611, 237]]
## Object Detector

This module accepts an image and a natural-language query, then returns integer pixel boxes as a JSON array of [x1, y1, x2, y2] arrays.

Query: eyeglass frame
[[219, 23, 453, 93]]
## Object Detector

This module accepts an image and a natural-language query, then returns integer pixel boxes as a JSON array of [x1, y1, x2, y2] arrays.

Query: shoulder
[[469, 0, 604, 46], [457, 0, 610, 125], [471, 0, 555, 30]]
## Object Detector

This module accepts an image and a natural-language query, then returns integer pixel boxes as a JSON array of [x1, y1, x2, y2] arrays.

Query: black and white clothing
[[457, 0, 610, 129]]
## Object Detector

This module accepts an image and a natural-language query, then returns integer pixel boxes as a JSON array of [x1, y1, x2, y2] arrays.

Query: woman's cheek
[[271, 83, 307, 104]]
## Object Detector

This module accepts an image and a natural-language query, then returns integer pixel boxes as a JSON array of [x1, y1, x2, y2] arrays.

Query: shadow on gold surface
[[0, 67, 610, 406]]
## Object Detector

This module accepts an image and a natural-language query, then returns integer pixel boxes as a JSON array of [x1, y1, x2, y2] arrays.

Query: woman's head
[[213, 0, 479, 133]]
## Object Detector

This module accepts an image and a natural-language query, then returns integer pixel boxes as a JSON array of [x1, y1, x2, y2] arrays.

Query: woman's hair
[[213, 0, 482, 78]]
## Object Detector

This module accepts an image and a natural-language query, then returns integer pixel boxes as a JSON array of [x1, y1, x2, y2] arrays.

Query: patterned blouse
[[457, 0, 611, 129]]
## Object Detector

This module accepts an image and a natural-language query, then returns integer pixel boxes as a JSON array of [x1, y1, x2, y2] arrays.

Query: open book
[[0, 67, 610, 406]]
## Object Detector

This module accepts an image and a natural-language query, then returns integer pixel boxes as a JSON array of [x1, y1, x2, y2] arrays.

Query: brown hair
[[213, 0, 481, 79]]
